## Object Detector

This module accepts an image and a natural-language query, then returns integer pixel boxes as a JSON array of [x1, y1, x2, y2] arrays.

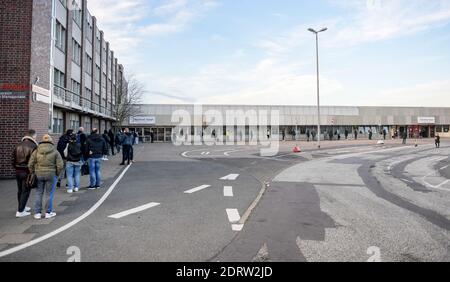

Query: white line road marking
[[224, 186, 233, 197], [108, 202, 160, 219], [226, 208, 241, 223], [401, 178, 413, 183], [200, 151, 210, 155], [232, 224, 244, 231], [0, 163, 133, 258], [184, 184, 211, 194], [440, 165, 449, 170], [220, 174, 239, 180]]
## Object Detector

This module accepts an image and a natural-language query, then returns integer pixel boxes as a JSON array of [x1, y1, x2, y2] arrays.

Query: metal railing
[[53, 85, 114, 119]]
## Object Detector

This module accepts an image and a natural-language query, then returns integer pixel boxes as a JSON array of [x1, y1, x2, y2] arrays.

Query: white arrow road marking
[[220, 174, 239, 180], [184, 184, 211, 194], [108, 202, 160, 219], [224, 186, 233, 197]]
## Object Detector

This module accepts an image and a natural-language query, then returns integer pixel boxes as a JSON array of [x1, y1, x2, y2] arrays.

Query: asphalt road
[[0, 140, 449, 262]]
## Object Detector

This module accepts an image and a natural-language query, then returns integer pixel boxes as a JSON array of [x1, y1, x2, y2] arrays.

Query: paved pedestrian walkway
[[0, 150, 126, 251]]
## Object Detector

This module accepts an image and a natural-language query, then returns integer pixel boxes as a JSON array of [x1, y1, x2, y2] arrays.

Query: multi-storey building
[[0, 0, 126, 178]]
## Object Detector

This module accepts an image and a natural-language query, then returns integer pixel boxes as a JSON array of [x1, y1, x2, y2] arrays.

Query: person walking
[[368, 129, 373, 140], [108, 129, 115, 155], [102, 130, 110, 161], [435, 134, 441, 148], [65, 134, 83, 193], [306, 130, 310, 142], [344, 129, 349, 140], [86, 128, 108, 189], [354, 129, 358, 140], [120, 128, 134, 165], [383, 129, 387, 140], [11, 129, 38, 218], [28, 135, 64, 219]]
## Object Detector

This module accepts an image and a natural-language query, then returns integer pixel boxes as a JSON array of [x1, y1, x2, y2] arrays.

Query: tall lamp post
[[308, 27, 327, 149]]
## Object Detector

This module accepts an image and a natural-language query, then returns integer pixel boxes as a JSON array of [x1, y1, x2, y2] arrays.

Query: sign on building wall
[[417, 117, 435, 124], [129, 116, 156, 125], [32, 85, 50, 104]]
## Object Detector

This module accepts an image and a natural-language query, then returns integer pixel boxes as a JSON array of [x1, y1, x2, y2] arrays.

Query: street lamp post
[[308, 27, 327, 149]]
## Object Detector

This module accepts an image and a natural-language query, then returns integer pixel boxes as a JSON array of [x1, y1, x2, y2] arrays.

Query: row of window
[[52, 108, 109, 135], [54, 17, 118, 82]]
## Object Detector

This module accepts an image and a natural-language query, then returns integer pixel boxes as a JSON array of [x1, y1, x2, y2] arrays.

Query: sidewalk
[[0, 148, 127, 251]]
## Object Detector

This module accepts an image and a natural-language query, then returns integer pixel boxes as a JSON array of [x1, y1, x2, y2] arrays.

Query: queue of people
[[11, 127, 137, 220]]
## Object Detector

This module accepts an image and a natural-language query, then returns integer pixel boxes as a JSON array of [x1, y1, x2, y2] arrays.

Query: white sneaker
[[74, 187, 79, 192], [16, 211, 31, 218], [45, 212, 56, 219], [67, 189, 73, 194], [34, 213, 42, 220], [25, 207, 31, 212]]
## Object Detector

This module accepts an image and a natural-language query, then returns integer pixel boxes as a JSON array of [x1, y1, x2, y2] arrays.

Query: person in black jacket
[[108, 129, 115, 155], [56, 129, 73, 188], [86, 128, 108, 189], [65, 134, 83, 193], [102, 130, 110, 160], [77, 127, 88, 161], [11, 129, 38, 218]]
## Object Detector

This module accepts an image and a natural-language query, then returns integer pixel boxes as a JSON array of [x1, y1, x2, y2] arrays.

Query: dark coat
[[12, 137, 38, 171], [87, 133, 108, 158]]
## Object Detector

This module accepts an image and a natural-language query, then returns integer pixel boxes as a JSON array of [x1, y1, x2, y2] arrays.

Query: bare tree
[[113, 74, 146, 127]]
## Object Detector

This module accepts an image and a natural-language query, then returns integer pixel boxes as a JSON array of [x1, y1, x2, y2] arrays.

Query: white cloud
[[371, 80, 450, 107], [87, 0, 219, 67], [331, 0, 450, 46]]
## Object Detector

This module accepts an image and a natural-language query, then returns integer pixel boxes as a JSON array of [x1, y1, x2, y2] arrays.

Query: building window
[[71, 80, 81, 104], [95, 65, 101, 82], [72, 2, 82, 27], [85, 54, 93, 74], [54, 68, 65, 99], [72, 39, 81, 65], [55, 21, 66, 52], [52, 110, 64, 134], [69, 113, 80, 130], [444, 125, 449, 133]]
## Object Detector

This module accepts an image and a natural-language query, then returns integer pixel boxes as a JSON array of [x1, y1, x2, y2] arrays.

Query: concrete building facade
[[123, 104, 450, 143], [0, 0, 125, 178]]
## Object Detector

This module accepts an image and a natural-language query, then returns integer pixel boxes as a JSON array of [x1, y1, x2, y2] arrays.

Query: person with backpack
[[65, 134, 83, 193], [28, 134, 64, 219], [11, 129, 38, 218]]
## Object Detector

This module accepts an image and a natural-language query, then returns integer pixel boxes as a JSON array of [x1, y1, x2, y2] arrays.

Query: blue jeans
[[66, 161, 82, 189], [89, 158, 102, 187], [35, 174, 56, 214]]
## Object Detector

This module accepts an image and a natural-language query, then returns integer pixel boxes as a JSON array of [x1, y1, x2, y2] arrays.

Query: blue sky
[[88, 0, 450, 106]]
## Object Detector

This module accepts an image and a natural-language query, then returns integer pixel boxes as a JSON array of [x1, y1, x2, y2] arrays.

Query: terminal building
[[0, 0, 125, 178], [123, 104, 450, 143]]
